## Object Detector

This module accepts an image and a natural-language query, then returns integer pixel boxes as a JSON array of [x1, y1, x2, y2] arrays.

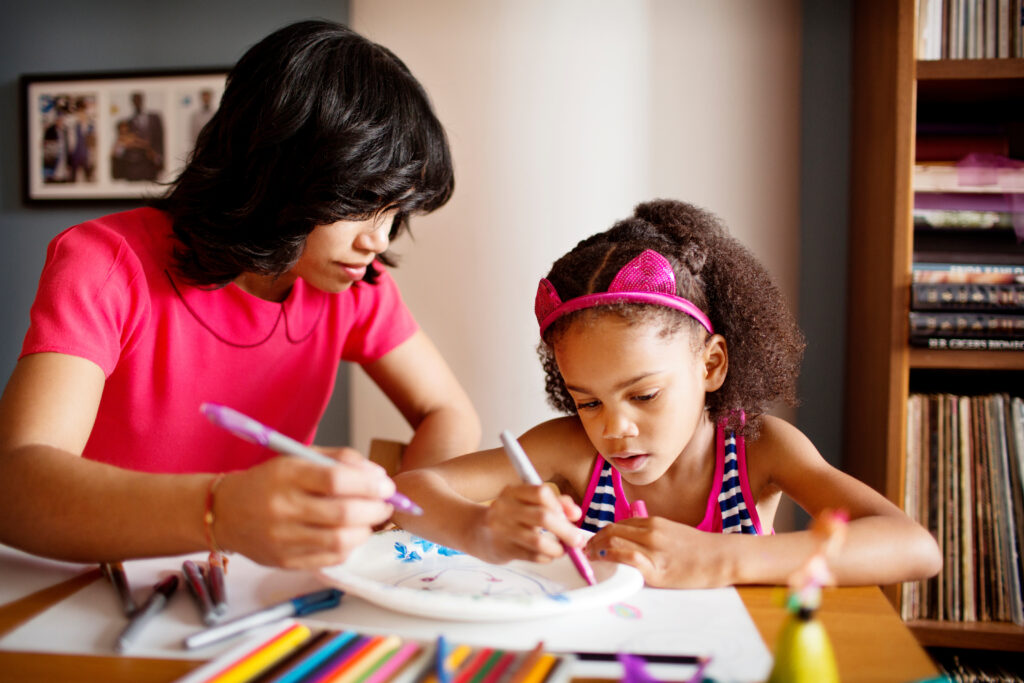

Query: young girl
[[0, 20, 480, 570], [394, 199, 941, 588]]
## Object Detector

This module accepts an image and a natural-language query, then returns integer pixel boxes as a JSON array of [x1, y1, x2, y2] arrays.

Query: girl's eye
[[633, 392, 658, 403], [575, 400, 600, 411]]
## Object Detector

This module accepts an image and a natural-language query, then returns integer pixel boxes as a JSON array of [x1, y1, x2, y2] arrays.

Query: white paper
[[0, 544, 91, 606]]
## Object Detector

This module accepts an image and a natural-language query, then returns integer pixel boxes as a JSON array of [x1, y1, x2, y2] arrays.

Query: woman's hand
[[212, 448, 395, 569], [585, 517, 735, 588], [469, 484, 588, 565]]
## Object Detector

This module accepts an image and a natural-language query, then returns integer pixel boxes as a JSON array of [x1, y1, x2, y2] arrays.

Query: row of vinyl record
[[916, 0, 1024, 59], [901, 393, 1024, 624]]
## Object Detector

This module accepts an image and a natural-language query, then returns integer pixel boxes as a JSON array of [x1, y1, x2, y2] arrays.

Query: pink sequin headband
[[534, 249, 714, 336]]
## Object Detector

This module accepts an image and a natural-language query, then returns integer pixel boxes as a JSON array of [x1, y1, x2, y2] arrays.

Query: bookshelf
[[845, 0, 1024, 652]]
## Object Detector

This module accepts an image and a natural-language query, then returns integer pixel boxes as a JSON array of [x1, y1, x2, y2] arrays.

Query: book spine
[[910, 337, 1024, 350], [912, 262, 1024, 284], [911, 283, 1024, 310], [909, 311, 1024, 338]]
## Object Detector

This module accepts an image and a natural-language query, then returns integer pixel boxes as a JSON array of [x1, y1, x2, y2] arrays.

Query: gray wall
[[797, 1, 852, 496], [0, 0, 350, 442]]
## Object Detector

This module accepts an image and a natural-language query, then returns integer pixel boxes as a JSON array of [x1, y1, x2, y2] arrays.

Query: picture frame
[[20, 68, 228, 203]]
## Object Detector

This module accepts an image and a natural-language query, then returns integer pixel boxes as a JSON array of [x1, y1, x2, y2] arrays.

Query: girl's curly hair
[[537, 199, 805, 437]]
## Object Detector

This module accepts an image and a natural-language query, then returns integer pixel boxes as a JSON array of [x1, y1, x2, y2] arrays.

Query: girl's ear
[[702, 334, 728, 392]]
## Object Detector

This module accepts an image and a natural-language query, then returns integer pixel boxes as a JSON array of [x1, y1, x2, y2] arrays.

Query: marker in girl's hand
[[200, 403, 422, 515], [630, 500, 648, 519], [499, 430, 597, 586]]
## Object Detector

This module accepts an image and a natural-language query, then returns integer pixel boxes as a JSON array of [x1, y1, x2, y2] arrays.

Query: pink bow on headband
[[534, 249, 714, 335]]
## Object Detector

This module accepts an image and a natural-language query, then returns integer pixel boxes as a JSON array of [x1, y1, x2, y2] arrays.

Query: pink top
[[578, 423, 767, 534], [20, 208, 418, 473]]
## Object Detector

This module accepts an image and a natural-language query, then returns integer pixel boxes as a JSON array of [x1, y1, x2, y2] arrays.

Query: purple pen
[[499, 430, 598, 587], [200, 403, 422, 515]]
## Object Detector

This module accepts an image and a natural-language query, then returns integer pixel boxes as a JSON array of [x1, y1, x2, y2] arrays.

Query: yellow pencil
[[205, 622, 311, 683], [422, 643, 474, 683]]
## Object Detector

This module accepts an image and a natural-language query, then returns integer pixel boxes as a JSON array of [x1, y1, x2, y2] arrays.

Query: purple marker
[[499, 430, 597, 586], [200, 403, 422, 515]]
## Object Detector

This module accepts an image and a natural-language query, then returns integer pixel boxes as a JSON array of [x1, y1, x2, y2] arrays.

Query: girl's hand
[[471, 484, 588, 565], [212, 449, 395, 569], [585, 517, 734, 588]]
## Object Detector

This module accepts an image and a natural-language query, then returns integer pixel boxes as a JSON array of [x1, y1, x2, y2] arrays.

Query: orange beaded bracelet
[[203, 473, 227, 554]]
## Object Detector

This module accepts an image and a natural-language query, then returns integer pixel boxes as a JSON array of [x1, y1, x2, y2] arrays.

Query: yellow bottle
[[767, 606, 840, 683]]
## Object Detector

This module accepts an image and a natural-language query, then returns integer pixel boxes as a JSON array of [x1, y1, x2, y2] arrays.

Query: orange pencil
[[517, 654, 557, 683], [506, 643, 544, 683]]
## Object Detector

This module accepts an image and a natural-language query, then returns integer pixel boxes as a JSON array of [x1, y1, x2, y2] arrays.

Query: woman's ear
[[703, 334, 728, 392]]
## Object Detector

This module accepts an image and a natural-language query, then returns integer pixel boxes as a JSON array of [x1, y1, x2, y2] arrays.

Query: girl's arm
[[393, 420, 590, 564], [361, 330, 481, 470], [587, 416, 942, 588], [0, 352, 394, 568]]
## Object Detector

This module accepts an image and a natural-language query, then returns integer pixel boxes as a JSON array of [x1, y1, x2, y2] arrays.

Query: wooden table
[[0, 570, 937, 683]]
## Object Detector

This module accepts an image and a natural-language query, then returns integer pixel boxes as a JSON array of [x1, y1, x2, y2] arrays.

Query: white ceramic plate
[[318, 529, 644, 622]]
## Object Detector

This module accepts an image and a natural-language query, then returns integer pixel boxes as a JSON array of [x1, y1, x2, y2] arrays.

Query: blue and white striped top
[[578, 423, 765, 535]]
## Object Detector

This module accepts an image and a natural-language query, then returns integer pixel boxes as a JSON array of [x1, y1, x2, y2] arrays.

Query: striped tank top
[[578, 423, 765, 534]]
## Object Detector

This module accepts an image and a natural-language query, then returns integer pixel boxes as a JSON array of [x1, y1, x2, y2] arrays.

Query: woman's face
[[292, 210, 397, 293], [553, 313, 709, 486]]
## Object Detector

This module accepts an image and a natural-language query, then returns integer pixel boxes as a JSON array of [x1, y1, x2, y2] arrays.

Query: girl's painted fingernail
[[598, 549, 607, 557]]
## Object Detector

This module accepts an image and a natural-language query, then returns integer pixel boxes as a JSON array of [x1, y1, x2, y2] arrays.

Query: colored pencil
[[205, 622, 312, 683], [418, 643, 473, 683], [477, 651, 517, 683], [328, 635, 401, 683], [264, 630, 358, 683], [451, 648, 493, 683], [569, 651, 701, 664], [468, 650, 506, 683], [308, 634, 384, 683], [359, 640, 422, 683], [516, 654, 557, 683], [505, 643, 544, 683]]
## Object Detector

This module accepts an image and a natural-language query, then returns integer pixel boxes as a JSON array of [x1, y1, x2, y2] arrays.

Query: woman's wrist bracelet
[[203, 473, 227, 554]]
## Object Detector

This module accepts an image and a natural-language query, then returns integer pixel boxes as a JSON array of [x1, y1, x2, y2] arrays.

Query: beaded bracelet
[[203, 473, 227, 554]]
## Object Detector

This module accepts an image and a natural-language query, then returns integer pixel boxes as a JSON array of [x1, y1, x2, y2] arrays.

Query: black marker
[[115, 574, 179, 653]]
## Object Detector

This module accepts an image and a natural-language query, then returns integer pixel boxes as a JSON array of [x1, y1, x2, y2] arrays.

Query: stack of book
[[916, 0, 1024, 59], [910, 151, 1024, 351], [902, 393, 1024, 625]]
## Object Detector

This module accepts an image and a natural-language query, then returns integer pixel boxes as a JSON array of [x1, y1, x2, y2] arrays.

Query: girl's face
[[292, 210, 396, 293], [553, 313, 710, 486]]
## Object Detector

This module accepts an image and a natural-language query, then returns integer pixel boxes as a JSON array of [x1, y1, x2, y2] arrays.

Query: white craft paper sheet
[[0, 543, 91, 605], [0, 548, 773, 683]]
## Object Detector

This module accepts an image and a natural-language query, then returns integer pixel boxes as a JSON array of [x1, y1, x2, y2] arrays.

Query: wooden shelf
[[917, 57, 1024, 80], [908, 620, 1024, 651], [917, 58, 1024, 103], [909, 348, 1024, 370], [847, 0, 1024, 656]]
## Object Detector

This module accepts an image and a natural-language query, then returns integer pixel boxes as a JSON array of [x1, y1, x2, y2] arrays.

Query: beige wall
[[349, 1, 802, 458]]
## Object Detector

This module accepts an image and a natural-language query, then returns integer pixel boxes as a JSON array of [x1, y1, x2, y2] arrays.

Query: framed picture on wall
[[20, 68, 228, 203]]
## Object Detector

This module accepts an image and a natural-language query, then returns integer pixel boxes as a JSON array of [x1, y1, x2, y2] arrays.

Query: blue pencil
[[266, 630, 358, 683]]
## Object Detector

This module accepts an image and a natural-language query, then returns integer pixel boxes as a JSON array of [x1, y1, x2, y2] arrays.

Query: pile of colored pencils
[[176, 622, 570, 683]]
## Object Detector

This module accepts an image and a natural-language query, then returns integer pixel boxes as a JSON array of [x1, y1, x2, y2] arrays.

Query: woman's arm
[[361, 330, 481, 469], [587, 416, 942, 588], [0, 352, 394, 568]]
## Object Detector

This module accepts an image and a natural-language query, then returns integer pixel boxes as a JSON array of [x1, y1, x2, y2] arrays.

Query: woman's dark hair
[[154, 19, 454, 286], [538, 199, 806, 437]]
